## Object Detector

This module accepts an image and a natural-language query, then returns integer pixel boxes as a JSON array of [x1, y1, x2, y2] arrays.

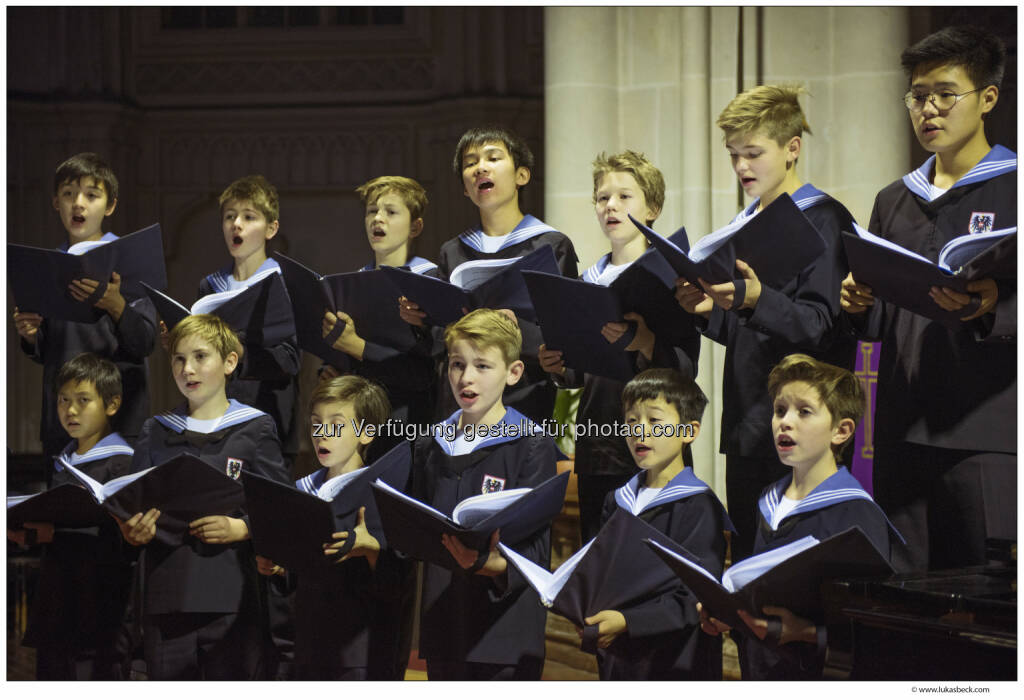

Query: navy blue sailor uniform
[[850, 146, 1017, 572], [695, 184, 858, 562], [26, 434, 137, 680], [738, 467, 899, 680], [129, 400, 288, 680], [200, 258, 301, 468], [409, 407, 557, 680], [436, 215, 580, 424], [20, 232, 158, 459], [598, 467, 732, 680], [288, 465, 415, 680], [563, 254, 701, 543]]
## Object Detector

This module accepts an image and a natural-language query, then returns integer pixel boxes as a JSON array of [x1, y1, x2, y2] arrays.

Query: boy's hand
[[579, 610, 627, 649], [158, 320, 171, 351], [7, 522, 55, 546], [538, 344, 566, 375], [602, 312, 654, 360], [697, 259, 763, 311], [323, 310, 366, 360], [70, 271, 127, 321], [496, 309, 519, 327], [841, 273, 875, 314], [737, 605, 817, 646], [319, 364, 341, 381], [674, 278, 713, 318], [189, 515, 249, 544], [930, 278, 998, 320], [697, 602, 732, 636], [324, 507, 381, 569], [114, 508, 160, 546], [398, 296, 426, 327], [13, 308, 43, 344], [255, 555, 286, 577], [441, 529, 507, 577]]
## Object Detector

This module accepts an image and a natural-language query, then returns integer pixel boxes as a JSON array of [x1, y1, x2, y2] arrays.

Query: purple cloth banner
[[850, 341, 880, 494]]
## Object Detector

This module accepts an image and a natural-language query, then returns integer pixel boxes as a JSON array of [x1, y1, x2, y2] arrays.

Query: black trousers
[[143, 612, 263, 680], [426, 657, 543, 680], [873, 442, 1016, 572]]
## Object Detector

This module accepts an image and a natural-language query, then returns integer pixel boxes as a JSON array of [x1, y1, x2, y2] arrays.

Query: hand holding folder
[[58, 454, 245, 546], [644, 526, 893, 638], [371, 470, 569, 571], [243, 441, 412, 573], [631, 194, 826, 291], [382, 245, 561, 327], [141, 272, 296, 348], [842, 224, 1016, 321], [7, 223, 168, 323]]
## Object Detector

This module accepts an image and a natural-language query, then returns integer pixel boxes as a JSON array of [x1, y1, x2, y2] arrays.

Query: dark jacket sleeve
[[113, 295, 158, 361]]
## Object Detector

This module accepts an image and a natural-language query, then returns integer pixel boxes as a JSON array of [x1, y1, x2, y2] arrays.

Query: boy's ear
[[645, 202, 662, 226], [105, 395, 123, 417], [786, 136, 802, 164], [223, 350, 239, 375], [831, 417, 856, 447], [410, 218, 424, 239], [515, 166, 531, 188], [505, 359, 525, 387], [105, 197, 117, 218], [265, 219, 280, 240], [980, 85, 999, 116], [682, 420, 700, 444], [358, 430, 375, 448]]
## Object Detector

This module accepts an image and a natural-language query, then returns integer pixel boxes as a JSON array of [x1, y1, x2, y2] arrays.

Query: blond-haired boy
[[674, 84, 858, 562]]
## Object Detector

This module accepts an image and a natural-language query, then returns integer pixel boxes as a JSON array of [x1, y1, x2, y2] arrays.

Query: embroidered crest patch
[[969, 212, 995, 234], [225, 458, 244, 480], [481, 475, 506, 494]]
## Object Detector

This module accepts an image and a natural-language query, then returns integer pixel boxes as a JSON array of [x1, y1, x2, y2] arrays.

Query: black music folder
[[7, 484, 109, 528], [273, 252, 416, 369], [242, 441, 412, 573], [8, 223, 168, 323], [142, 272, 295, 347], [631, 194, 826, 289], [381, 244, 561, 327], [371, 470, 569, 571], [58, 454, 245, 546], [645, 526, 893, 634], [842, 224, 1016, 321]]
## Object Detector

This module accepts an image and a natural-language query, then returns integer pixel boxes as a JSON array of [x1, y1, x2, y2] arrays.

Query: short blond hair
[[219, 175, 280, 223], [444, 309, 521, 366], [592, 150, 665, 224], [355, 175, 428, 222], [716, 84, 812, 145], [167, 314, 242, 361]]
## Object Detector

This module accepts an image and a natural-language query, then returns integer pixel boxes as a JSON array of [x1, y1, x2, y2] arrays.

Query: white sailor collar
[[360, 255, 438, 275], [432, 406, 544, 455], [614, 466, 725, 519], [295, 466, 328, 495], [458, 214, 558, 254], [54, 432, 134, 471], [59, 231, 117, 253], [205, 257, 282, 293], [154, 399, 268, 434], [903, 144, 1017, 201], [734, 184, 829, 224]]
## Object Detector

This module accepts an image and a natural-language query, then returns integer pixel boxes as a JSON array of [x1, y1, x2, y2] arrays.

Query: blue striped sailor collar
[[206, 257, 282, 293], [758, 466, 902, 540], [734, 183, 829, 224], [59, 231, 117, 253], [154, 399, 268, 434], [458, 214, 558, 253], [295, 466, 328, 495], [54, 432, 134, 471], [580, 253, 637, 286], [433, 406, 544, 455], [360, 256, 438, 275], [615, 466, 709, 513], [903, 144, 1017, 200]]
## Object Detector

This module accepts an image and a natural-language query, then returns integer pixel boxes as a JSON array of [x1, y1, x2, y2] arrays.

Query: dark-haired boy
[[7, 353, 136, 679], [675, 85, 858, 563], [591, 368, 729, 680], [700, 354, 899, 680], [13, 152, 158, 460], [841, 26, 1016, 572], [119, 314, 289, 680], [399, 126, 579, 424]]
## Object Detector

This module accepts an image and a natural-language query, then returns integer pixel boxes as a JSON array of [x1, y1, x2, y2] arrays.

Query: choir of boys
[[7, 25, 1015, 681]]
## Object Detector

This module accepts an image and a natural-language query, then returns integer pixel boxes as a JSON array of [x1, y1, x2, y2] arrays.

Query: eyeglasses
[[904, 88, 982, 113]]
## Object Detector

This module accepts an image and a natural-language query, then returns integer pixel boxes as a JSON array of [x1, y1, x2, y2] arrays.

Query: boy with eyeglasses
[[841, 26, 1016, 572]]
